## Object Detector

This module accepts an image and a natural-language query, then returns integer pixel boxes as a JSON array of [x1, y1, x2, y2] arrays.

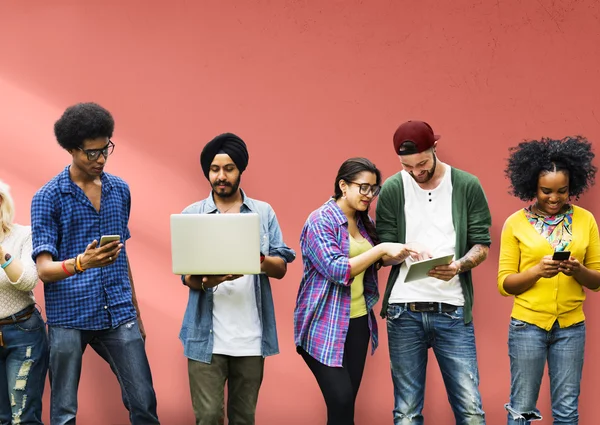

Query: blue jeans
[[505, 318, 585, 425], [0, 307, 49, 425], [386, 304, 485, 425], [48, 320, 160, 425]]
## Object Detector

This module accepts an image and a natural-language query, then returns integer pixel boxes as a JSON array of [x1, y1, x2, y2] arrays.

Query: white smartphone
[[99, 235, 121, 247]]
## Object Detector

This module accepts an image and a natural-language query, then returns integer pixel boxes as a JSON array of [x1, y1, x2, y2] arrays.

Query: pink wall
[[1, 1, 599, 423]]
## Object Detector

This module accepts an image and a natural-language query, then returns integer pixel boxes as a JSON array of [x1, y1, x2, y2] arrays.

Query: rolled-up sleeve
[[31, 191, 59, 261], [376, 180, 399, 243], [498, 219, 520, 297], [466, 178, 492, 247], [584, 216, 600, 291], [267, 207, 296, 263], [301, 211, 350, 286], [10, 232, 40, 292]]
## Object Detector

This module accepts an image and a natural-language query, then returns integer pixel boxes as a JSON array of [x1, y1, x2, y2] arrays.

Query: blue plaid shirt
[[31, 166, 137, 330]]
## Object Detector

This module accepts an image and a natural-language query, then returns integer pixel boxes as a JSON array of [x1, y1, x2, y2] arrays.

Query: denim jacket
[[179, 190, 296, 363]]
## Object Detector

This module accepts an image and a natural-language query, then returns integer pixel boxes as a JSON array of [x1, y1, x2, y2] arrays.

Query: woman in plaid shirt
[[294, 157, 416, 425]]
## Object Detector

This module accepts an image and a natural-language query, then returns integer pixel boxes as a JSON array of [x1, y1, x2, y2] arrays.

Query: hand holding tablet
[[404, 254, 455, 283]]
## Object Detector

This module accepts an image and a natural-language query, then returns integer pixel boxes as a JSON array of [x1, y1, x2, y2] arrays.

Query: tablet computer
[[404, 254, 455, 283]]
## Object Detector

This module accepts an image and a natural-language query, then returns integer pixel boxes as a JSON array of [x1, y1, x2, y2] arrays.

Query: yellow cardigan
[[498, 205, 600, 330]]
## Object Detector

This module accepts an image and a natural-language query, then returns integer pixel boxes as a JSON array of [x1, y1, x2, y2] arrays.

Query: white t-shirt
[[212, 274, 263, 356], [389, 165, 465, 306]]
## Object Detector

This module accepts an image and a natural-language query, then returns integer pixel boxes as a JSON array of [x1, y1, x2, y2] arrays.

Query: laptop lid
[[170, 213, 261, 275]]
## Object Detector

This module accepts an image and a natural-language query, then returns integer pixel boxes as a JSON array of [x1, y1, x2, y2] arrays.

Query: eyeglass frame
[[346, 181, 381, 196], [77, 140, 115, 161]]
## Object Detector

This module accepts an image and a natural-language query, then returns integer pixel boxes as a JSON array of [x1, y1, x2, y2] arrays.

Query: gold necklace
[[218, 201, 240, 214]]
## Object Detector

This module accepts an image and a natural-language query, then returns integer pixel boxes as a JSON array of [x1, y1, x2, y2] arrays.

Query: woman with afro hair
[[498, 136, 600, 424]]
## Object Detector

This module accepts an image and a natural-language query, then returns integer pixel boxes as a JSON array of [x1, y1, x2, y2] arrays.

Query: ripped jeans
[[0, 307, 49, 425], [386, 304, 485, 425], [48, 320, 160, 425], [506, 318, 585, 425]]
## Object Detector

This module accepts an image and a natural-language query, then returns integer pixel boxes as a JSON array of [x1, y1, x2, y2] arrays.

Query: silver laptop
[[170, 213, 261, 275]]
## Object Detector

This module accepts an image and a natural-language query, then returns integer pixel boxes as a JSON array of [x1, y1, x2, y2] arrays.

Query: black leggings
[[298, 315, 370, 425]]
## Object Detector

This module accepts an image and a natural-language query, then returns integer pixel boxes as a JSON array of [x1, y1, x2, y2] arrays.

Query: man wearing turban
[[178, 133, 296, 425]]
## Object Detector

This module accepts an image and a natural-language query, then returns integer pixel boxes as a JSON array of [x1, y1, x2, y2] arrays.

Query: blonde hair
[[0, 180, 15, 239]]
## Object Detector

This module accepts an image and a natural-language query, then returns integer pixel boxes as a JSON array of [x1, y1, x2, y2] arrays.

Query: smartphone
[[552, 251, 571, 261], [99, 235, 121, 247]]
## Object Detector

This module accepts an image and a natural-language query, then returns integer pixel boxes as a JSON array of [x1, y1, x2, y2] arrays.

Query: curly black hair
[[54, 102, 114, 150], [505, 136, 597, 201]]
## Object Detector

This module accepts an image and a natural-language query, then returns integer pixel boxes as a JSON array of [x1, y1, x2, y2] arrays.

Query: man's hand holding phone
[[79, 236, 122, 270]]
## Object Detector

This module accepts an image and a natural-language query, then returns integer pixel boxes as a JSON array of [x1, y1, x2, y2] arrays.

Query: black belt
[[397, 302, 458, 313], [0, 305, 36, 325]]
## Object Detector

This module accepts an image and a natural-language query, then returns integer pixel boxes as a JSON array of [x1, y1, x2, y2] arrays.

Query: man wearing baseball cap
[[376, 120, 492, 424], [179, 133, 296, 425]]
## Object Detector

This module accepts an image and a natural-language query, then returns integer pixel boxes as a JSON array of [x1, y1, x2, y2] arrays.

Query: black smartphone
[[552, 251, 571, 261]]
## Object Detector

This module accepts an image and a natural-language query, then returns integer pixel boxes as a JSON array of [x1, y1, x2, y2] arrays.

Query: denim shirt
[[179, 190, 296, 363]]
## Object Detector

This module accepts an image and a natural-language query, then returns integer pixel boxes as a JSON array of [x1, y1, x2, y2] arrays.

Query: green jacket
[[375, 167, 492, 323]]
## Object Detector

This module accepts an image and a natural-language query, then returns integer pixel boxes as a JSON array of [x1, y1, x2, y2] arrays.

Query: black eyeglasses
[[348, 181, 381, 196], [78, 141, 115, 161]]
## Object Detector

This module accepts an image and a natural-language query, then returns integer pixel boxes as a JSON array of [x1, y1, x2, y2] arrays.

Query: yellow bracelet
[[76, 254, 85, 273]]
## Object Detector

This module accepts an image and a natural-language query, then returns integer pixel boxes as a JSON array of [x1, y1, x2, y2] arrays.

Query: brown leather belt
[[400, 302, 458, 313], [0, 305, 35, 326]]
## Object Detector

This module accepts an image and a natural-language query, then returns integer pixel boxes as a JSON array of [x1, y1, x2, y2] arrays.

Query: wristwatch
[[1, 253, 12, 270]]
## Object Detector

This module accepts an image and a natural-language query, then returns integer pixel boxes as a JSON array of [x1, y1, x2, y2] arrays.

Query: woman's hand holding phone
[[534, 255, 561, 279]]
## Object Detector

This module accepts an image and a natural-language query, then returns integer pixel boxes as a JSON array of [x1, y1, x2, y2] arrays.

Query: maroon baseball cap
[[393, 120, 441, 155]]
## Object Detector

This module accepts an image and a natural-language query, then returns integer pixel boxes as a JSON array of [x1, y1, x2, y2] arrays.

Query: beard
[[211, 175, 241, 198], [409, 153, 437, 183]]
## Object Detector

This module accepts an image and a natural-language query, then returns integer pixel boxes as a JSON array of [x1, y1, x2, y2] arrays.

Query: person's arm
[[0, 232, 39, 291], [260, 206, 295, 279], [503, 256, 561, 295], [429, 244, 490, 281], [261, 256, 286, 279], [127, 256, 146, 340], [35, 240, 122, 283], [31, 191, 121, 282], [431, 177, 492, 281], [301, 212, 352, 285], [462, 177, 492, 271], [559, 216, 600, 290], [564, 262, 600, 290], [302, 210, 411, 283], [184, 274, 242, 290], [497, 216, 560, 295], [375, 178, 400, 244], [349, 243, 405, 277]]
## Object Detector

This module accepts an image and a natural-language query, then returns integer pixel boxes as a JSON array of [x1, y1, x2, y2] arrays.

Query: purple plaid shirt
[[294, 199, 379, 367]]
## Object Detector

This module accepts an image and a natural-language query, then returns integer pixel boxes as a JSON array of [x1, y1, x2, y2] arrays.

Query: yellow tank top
[[349, 234, 372, 318]]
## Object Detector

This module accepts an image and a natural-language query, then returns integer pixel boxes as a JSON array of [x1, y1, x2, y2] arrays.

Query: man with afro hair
[[31, 102, 160, 425]]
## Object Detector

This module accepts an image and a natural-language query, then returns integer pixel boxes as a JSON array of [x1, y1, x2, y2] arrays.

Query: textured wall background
[[1, 1, 599, 423]]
